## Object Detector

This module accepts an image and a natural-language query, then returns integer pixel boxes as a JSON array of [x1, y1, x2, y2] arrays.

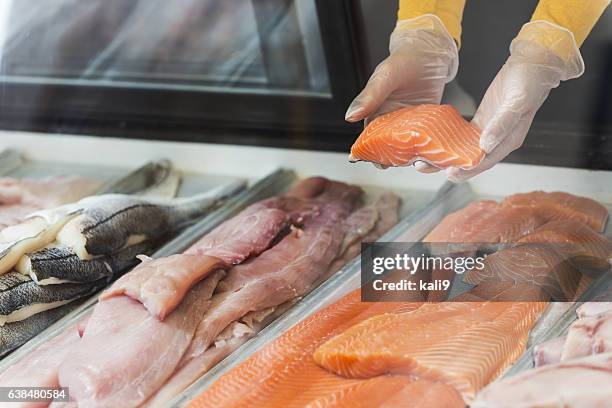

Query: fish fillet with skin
[[0, 272, 104, 325], [18, 240, 153, 284], [349, 104, 484, 170], [502, 191, 609, 232], [99, 253, 226, 320], [56, 184, 244, 259], [473, 353, 612, 408], [314, 301, 546, 402], [187, 289, 423, 408], [0, 302, 80, 357], [57, 271, 224, 408]]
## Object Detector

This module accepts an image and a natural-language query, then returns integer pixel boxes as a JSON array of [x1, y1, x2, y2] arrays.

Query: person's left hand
[[447, 21, 584, 182]]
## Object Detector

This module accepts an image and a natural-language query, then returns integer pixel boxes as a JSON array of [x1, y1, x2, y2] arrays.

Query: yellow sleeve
[[398, 0, 467, 47], [532, 0, 610, 47]]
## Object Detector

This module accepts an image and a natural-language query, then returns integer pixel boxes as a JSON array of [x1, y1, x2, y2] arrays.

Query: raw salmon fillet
[[502, 191, 609, 232], [517, 219, 612, 271], [302, 376, 464, 408], [349, 104, 484, 170], [314, 301, 546, 402], [468, 280, 550, 302], [187, 290, 425, 408], [424, 200, 545, 244], [463, 244, 583, 301]]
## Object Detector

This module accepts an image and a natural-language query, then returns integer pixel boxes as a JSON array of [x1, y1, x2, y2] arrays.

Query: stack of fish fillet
[[0, 177, 401, 407], [189, 190, 610, 407], [0, 176, 240, 356]]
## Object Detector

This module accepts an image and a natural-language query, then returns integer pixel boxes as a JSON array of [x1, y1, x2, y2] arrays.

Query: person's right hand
[[345, 14, 458, 172], [447, 21, 584, 182]]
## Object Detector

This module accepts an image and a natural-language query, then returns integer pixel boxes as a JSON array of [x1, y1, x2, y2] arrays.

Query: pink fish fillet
[[0, 176, 102, 207], [144, 304, 295, 406], [184, 177, 330, 265], [185, 204, 290, 265], [0, 176, 102, 230], [143, 322, 253, 408], [326, 192, 401, 280], [57, 271, 224, 407], [0, 325, 81, 408], [99, 253, 226, 320], [473, 353, 612, 407]]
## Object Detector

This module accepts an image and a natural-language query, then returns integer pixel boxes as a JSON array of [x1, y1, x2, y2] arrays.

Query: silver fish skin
[[0, 302, 80, 357], [20, 241, 153, 284], [58, 181, 245, 257], [97, 159, 181, 198]]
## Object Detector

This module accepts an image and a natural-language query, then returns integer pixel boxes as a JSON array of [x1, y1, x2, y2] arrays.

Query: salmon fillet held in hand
[[349, 104, 484, 170]]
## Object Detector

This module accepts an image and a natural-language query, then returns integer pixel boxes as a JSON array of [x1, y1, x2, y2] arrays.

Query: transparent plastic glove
[[345, 14, 459, 173], [447, 21, 584, 182]]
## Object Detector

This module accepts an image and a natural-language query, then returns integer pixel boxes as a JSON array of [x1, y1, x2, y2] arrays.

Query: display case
[[0, 1, 611, 407]]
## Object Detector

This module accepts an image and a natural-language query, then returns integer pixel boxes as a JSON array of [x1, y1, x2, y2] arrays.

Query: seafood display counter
[[0, 132, 452, 407], [0, 133, 610, 407], [173, 161, 612, 407]]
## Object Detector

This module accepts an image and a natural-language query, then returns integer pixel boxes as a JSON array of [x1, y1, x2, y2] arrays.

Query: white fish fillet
[[577, 302, 612, 318], [562, 312, 612, 361], [473, 353, 612, 408], [534, 336, 566, 367]]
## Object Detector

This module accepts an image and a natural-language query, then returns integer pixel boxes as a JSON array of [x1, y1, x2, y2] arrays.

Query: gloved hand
[[447, 21, 584, 182], [345, 14, 458, 173]]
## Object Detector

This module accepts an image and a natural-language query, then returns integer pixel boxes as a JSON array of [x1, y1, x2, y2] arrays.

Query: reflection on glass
[[0, 0, 331, 96]]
